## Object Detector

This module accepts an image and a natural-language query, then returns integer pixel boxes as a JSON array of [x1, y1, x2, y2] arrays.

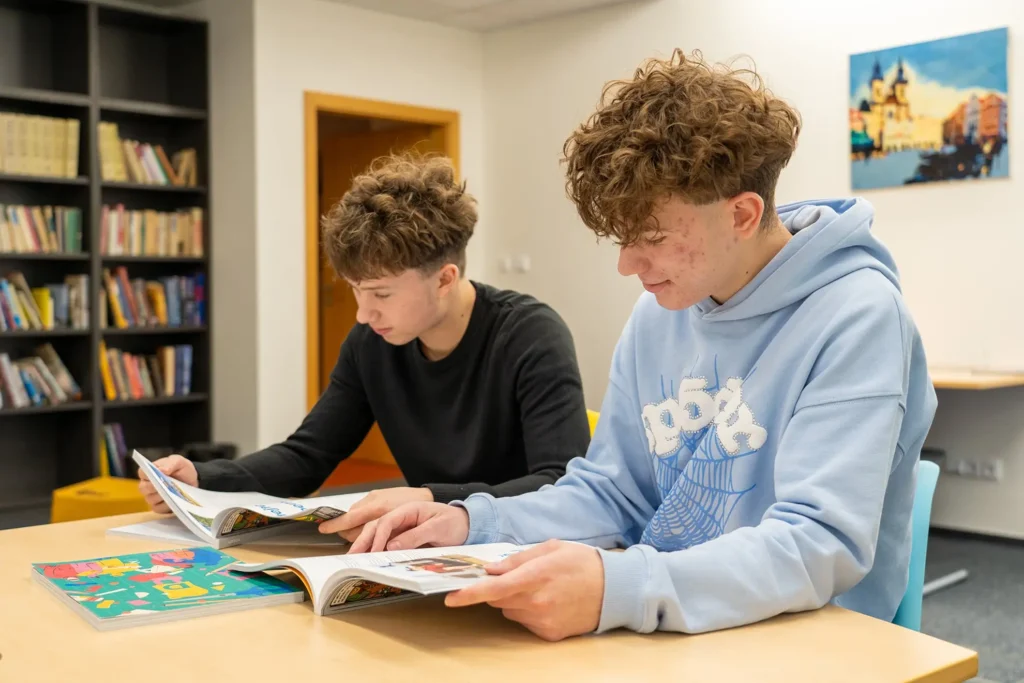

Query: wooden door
[[318, 123, 446, 486]]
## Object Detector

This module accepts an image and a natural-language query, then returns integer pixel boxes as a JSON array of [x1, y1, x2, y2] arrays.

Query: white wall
[[252, 0, 485, 447], [483, 0, 1024, 537]]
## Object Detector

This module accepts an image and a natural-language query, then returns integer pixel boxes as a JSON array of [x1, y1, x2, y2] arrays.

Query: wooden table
[[931, 367, 1024, 390], [1, 512, 979, 682]]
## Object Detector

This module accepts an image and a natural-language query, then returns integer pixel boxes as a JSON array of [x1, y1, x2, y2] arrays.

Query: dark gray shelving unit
[[0, 0, 211, 523]]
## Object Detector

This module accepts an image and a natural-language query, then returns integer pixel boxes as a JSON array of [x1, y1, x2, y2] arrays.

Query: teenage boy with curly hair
[[138, 153, 591, 540], [350, 50, 938, 641]]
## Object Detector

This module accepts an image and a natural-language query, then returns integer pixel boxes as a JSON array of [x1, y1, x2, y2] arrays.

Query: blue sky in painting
[[849, 27, 1007, 99]]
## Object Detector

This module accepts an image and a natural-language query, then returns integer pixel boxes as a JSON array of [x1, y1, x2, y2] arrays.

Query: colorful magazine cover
[[31, 546, 305, 630]]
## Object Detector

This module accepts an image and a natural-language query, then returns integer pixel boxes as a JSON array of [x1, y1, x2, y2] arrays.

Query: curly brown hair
[[321, 152, 477, 281], [562, 48, 802, 245]]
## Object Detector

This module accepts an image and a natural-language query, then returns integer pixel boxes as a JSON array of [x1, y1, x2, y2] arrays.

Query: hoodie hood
[[695, 198, 900, 321]]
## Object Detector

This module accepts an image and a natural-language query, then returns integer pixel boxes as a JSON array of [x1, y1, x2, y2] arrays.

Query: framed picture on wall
[[849, 27, 1009, 190]]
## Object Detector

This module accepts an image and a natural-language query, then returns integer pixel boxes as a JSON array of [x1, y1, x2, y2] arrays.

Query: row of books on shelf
[[101, 422, 130, 478], [98, 424, 178, 479], [100, 341, 193, 401], [0, 269, 205, 332], [0, 343, 82, 409], [102, 268, 205, 329], [98, 122, 198, 187], [0, 204, 84, 254], [0, 112, 81, 179], [0, 340, 197, 409], [0, 203, 205, 258], [0, 272, 89, 332], [100, 205, 204, 257]]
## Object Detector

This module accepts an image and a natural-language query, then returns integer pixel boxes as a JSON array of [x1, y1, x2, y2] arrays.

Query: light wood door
[[318, 123, 446, 483]]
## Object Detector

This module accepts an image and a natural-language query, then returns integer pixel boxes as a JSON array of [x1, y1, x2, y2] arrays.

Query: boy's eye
[[374, 293, 391, 300]]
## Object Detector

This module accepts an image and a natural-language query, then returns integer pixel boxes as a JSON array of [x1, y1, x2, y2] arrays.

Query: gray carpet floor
[[924, 533, 1024, 683]]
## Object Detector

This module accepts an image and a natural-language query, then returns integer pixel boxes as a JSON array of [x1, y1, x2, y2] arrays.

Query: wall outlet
[[943, 456, 1004, 482], [979, 459, 1005, 482], [944, 457, 975, 477]]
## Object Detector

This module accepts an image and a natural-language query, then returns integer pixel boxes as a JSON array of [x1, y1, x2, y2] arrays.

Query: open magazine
[[132, 450, 368, 548], [227, 543, 525, 615]]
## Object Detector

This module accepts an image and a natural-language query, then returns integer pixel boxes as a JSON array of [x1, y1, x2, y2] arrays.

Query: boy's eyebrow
[[349, 283, 390, 291]]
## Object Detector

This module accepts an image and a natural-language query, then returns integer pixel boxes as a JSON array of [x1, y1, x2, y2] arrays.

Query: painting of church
[[849, 27, 1008, 190]]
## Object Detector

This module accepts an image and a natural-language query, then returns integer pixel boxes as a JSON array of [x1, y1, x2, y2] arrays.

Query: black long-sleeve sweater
[[194, 282, 591, 503]]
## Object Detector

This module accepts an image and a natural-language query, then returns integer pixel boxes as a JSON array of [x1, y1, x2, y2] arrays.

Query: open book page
[[234, 491, 370, 523], [132, 451, 369, 538], [228, 543, 525, 614], [134, 454, 223, 541]]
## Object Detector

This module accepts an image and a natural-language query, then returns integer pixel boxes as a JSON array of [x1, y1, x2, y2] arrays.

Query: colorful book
[[31, 547, 305, 631], [228, 543, 526, 616], [133, 451, 370, 548]]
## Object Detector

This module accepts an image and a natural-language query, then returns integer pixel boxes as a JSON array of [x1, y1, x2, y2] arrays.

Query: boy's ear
[[436, 263, 460, 293], [730, 192, 765, 239]]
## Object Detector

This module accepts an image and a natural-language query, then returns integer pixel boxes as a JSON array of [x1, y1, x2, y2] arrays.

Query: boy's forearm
[[193, 443, 335, 497], [425, 466, 564, 504], [454, 457, 649, 548]]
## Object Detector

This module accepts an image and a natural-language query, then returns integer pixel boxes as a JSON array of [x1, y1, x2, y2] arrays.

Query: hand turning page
[[133, 450, 368, 548]]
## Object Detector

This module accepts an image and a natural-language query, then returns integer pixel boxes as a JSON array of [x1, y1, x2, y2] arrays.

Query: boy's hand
[[137, 455, 198, 513], [346, 502, 470, 553], [446, 540, 604, 642], [318, 487, 434, 542]]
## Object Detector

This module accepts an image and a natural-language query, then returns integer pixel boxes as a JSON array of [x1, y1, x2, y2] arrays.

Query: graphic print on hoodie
[[640, 356, 768, 552], [456, 197, 938, 634]]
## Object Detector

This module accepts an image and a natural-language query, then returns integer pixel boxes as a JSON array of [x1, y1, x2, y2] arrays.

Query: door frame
[[304, 91, 461, 409]]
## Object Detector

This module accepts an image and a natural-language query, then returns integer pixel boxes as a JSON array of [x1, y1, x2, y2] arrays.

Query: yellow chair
[[587, 409, 599, 436], [50, 476, 149, 524]]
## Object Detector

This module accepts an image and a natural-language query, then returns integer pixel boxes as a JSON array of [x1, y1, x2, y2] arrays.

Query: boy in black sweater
[[138, 153, 591, 540]]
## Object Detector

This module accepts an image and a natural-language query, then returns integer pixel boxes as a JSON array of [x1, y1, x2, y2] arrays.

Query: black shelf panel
[[0, 328, 89, 338], [102, 325, 206, 336], [101, 255, 205, 264], [0, 400, 92, 416], [0, 172, 88, 186], [0, 252, 90, 261], [103, 393, 207, 409], [0, 495, 52, 515], [97, 4, 207, 31], [0, 0, 88, 96], [100, 97, 206, 120], [101, 181, 206, 193], [98, 5, 207, 111], [0, 85, 90, 107]]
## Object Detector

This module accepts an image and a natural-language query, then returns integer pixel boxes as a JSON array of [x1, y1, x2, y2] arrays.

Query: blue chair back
[[892, 459, 940, 631]]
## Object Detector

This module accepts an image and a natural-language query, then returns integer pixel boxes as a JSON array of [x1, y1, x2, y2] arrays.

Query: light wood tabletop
[[930, 367, 1024, 390], [1, 512, 979, 682]]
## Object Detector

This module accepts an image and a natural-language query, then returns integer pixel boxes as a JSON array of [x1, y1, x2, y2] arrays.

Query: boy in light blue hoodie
[[348, 48, 938, 642]]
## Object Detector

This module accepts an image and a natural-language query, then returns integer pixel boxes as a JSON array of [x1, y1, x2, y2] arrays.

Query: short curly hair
[[321, 152, 477, 282], [562, 48, 802, 245]]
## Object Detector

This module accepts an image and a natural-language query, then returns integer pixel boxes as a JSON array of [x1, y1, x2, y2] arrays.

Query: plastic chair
[[892, 459, 940, 631], [51, 476, 149, 523], [587, 409, 599, 436]]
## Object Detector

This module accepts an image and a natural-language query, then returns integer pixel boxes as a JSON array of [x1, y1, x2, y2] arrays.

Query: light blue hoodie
[[455, 197, 938, 634]]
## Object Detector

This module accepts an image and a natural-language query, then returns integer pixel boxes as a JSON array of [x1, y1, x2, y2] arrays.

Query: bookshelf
[[0, 0, 210, 524]]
